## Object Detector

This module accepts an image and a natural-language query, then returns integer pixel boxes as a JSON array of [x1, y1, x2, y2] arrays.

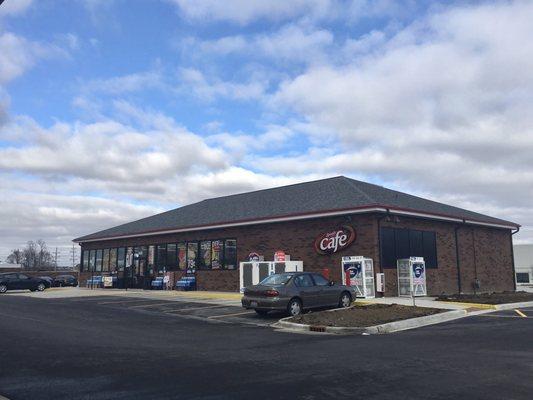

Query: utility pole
[[54, 247, 58, 271], [71, 245, 77, 270]]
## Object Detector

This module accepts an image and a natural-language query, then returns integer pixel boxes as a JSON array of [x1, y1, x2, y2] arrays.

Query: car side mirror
[[329, 281, 335, 286]]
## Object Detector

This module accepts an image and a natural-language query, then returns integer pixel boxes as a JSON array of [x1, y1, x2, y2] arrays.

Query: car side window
[[312, 274, 330, 286], [294, 274, 314, 287], [18, 274, 29, 279]]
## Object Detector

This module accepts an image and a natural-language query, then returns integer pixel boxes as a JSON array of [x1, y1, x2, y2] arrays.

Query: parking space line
[[515, 309, 527, 318], [163, 304, 230, 313], [207, 311, 255, 319], [128, 302, 182, 309], [98, 299, 159, 305], [478, 314, 524, 318]]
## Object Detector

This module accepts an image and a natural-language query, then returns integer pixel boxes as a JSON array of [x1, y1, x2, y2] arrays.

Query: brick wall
[[80, 213, 514, 295]]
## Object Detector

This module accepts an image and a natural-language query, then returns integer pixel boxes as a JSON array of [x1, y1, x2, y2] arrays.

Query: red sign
[[314, 225, 356, 255], [274, 250, 286, 262]]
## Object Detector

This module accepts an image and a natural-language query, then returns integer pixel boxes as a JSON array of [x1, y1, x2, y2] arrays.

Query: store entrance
[[127, 246, 149, 289]]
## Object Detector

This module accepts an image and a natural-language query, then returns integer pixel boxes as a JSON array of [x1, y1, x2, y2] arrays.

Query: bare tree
[[6, 249, 23, 264]]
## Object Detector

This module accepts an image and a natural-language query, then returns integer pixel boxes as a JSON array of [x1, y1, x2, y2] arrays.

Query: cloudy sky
[[0, 0, 532, 264]]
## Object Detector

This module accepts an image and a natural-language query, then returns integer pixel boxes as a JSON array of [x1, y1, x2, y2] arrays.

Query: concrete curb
[[436, 300, 533, 310], [272, 309, 468, 335]]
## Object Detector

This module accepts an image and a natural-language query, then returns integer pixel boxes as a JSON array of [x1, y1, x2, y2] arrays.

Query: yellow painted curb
[[436, 301, 497, 310]]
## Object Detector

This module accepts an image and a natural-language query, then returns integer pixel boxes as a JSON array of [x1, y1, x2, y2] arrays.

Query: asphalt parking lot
[[0, 294, 532, 400]]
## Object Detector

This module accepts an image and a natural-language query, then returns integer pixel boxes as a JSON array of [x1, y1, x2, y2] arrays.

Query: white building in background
[[0, 263, 22, 269], [514, 244, 533, 286]]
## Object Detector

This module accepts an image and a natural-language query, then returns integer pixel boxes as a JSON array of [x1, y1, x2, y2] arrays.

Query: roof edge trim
[[74, 206, 519, 244]]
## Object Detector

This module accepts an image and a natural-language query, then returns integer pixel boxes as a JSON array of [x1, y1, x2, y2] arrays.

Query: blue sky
[[1, 0, 532, 264]]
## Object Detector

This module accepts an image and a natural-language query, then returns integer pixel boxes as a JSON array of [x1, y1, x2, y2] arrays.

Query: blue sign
[[344, 263, 361, 278], [413, 264, 424, 278]]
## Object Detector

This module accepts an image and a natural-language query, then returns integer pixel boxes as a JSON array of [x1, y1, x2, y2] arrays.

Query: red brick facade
[[79, 212, 515, 296]]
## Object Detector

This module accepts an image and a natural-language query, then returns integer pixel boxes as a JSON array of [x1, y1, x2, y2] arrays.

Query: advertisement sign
[[103, 276, 113, 288], [314, 225, 356, 255], [274, 250, 286, 262], [412, 263, 425, 285], [248, 252, 261, 261], [343, 262, 363, 286]]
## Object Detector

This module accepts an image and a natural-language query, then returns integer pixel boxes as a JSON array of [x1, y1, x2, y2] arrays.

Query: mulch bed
[[437, 291, 533, 305], [288, 304, 443, 328]]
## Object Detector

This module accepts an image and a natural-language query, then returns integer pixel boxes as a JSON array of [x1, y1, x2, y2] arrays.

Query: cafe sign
[[314, 225, 356, 255]]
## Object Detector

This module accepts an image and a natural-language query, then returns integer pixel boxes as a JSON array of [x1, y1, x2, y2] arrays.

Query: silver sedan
[[241, 272, 357, 316]]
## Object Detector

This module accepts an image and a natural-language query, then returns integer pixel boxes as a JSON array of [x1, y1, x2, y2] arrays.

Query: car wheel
[[255, 309, 269, 316], [339, 292, 352, 308], [287, 298, 302, 316], [36, 283, 46, 292], [0, 284, 7, 294]]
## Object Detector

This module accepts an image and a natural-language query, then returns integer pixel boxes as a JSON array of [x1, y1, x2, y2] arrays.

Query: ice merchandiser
[[341, 256, 375, 298], [239, 260, 303, 292], [397, 257, 427, 297]]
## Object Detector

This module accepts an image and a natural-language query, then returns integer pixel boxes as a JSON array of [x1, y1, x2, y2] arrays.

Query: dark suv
[[53, 275, 78, 287], [0, 273, 48, 293]]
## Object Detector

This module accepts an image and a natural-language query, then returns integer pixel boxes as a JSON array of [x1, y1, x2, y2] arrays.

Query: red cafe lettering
[[314, 226, 356, 255]]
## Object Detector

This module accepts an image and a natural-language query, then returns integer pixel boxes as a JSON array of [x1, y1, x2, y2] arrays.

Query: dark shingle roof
[[74, 176, 519, 242]]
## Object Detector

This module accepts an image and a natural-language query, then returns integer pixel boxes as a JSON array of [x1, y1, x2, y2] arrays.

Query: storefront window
[[177, 242, 186, 270], [148, 245, 155, 275], [82, 250, 89, 271], [126, 247, 133, 268], [88, 250, 96, 271], [95, 249, 103, 272], [211, 240, 223, 269], [187, 242, 198, 271], [198, 241, 211, 269], [109, 248, 117, 272], [167, 243, 177, 270], [117, 247, 125, 271], [224, 239, 237, 270], [103, 249, 110, 272], [156, 244, 167, 272]]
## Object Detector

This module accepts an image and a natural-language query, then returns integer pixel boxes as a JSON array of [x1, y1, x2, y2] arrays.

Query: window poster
[[187, 242, 198, 272], [177, 243, 186, 270], [200, 241, 211, 269], [211, 240, 223, 269], [148, 245, 155, 266]]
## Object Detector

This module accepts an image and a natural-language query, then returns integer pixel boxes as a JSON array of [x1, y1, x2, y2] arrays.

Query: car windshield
[[259, 273, 293, 286]]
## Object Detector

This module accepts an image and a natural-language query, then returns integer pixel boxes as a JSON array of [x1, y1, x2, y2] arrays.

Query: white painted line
[[163, 304, 231, 313], [207, 311, 255, 319], [128, 302, 180, 309], [515, 309, 527, 318], [98, 299, 158, 305], [478, 314, 523, 319]]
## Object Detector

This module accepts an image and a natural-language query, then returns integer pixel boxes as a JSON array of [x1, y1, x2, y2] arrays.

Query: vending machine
[[397, 257, 427, 297], [239, 260, 303, 292], [341, 256, 375, 298]]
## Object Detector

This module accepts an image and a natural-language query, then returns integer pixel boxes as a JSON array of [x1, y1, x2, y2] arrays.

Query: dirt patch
[[288, 304, 443, 328], [437, 291, 533, 305]]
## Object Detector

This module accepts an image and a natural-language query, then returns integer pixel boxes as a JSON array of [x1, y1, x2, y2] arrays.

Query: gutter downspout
[[454, 219, 466, 294], [511, 227, 520, 292]]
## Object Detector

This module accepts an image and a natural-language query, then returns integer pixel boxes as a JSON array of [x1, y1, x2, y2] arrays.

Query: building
[[514, 244, 533, 286], [73, 176, 519, 296]]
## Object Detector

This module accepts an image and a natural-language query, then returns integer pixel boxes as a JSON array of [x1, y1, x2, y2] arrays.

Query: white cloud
[[179, 68, 267, 102], [169, 0, 334, 25]]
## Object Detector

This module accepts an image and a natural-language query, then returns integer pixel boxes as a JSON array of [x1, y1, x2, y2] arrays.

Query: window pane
[[312, 274, 330, 286], [95, 250, 103, 272], [82, 250, 89, 271], [187, 242, 198, 271], [167, 244, 177, 270], [380, 227, 396, 268], [103, 249, 110, 272], [156, 244, 167, 272], [224, 239, 237, 270], [199, 241, 212, 269], [117, 248, 125, 271], [294, 274, 314, 287], [409, 230, 424, 258], [211, 240, 223, 270], [422, 231, 438, 268], [395, 229, 410, 260], [88, 250, 96, 271], [516, 273, 530, 283], [177, 243, 186, 270], [109, 248, 117, 272]]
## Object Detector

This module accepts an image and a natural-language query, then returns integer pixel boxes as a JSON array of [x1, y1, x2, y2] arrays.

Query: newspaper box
[[341, 256, 375, 298], [397, 257, 427, 297]]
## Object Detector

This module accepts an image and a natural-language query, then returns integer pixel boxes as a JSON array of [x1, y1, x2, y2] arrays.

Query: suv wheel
[[0, 284, 7, 294], [287, 298, 302, 316], [339, 292, 352, 308]]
